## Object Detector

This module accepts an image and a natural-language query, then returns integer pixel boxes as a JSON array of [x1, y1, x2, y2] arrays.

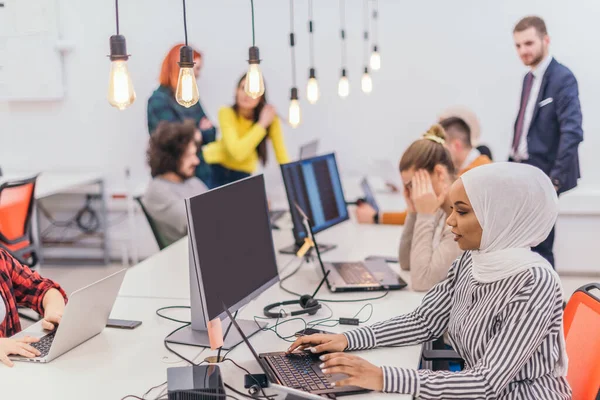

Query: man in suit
[[510, 16, 584, 267]]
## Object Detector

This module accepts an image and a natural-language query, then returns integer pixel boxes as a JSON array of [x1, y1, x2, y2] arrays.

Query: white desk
[[5, 180, 425, 400], [1, 171, 109, 265], [119, 218, 405, 301]]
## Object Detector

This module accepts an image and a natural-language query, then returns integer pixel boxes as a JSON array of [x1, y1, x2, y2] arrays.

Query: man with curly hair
[[142, 119, 208, 246]]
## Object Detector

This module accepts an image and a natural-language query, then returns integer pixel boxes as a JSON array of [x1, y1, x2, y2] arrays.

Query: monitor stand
[[279, 242, 336, 255], [165, 239, 268, 350]]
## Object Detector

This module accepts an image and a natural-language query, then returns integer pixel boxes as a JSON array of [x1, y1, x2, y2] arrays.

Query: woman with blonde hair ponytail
[[396, 124, 463, 291]]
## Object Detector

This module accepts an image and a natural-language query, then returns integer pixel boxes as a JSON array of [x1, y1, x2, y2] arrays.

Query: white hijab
[[461, 162, 567, 376]]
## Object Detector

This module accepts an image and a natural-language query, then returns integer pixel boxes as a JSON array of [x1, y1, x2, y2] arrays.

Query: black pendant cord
[[182, 0, 189, 46], [308, 0, 315, 68], [115, 0, 120, 35], [339, 0, 346, 69], [372, 0, 378, 45], [363, 0, 369, 66], [251, 0, 256, 46], [289, 0, 297, 88]]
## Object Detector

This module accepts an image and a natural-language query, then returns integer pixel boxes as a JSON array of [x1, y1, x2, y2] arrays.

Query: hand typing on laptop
[[41, 288, 66, 331], [287, 334, 383, 391], [0, 337, 41, 367], [287, 333, 348, 354]]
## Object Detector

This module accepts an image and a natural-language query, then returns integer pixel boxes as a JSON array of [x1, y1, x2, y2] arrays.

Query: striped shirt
[[344, 252, 572, 399]]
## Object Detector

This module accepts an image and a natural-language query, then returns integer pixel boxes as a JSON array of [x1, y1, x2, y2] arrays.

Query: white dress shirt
[[513, 54, 553, 161]]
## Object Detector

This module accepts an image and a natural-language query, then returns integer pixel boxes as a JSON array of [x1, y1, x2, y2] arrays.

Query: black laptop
[[224, 306, 367, 396]]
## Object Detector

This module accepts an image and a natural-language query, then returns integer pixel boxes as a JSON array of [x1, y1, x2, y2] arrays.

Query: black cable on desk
[[163, 322, 196, 366], [156, 306, 191, 324]]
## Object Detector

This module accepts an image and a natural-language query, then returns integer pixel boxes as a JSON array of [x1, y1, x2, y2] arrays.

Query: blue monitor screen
[[281, 153, 349, 241]]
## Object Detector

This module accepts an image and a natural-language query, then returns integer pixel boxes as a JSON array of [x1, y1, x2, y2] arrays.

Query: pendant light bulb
[[370, 45, 381, 71], [175, 46, 199, 107], [288, 88, 301, 128], [338, 69, 350, 98], [245, 46, 265, 99], [107, 35, 136, 110], [361, 67, 373, 94], [306, 68, 320, 104]]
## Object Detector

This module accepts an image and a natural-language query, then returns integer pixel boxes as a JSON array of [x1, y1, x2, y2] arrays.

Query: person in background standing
[[201, 74, 290, 188], [510, 16, 584, 267], [147, 44, 216, 188]]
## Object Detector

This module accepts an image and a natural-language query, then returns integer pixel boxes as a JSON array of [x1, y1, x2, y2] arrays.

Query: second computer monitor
[[281, 153, 349, 245]]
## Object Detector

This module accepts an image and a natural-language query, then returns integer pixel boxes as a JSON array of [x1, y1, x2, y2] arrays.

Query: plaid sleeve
[[147, 92, 181, 134], [4, 250, 67, 315]]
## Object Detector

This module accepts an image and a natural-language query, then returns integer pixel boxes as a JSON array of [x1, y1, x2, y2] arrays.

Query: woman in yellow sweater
[[202, 74, 290, 187]]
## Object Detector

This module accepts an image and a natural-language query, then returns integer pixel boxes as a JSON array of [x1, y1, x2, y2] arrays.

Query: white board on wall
[[0, 0, 65, 101]]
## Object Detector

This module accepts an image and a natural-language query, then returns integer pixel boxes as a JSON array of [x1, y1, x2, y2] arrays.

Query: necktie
[[513, 72, 535, 155]]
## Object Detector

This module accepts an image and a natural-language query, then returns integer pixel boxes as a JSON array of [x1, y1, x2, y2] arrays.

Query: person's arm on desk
[[287, 259, 460, 391], [289, 260, 458, 352], [0, 250, 67, 367]]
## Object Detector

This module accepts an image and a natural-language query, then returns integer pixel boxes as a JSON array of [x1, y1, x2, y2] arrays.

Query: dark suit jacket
[[512, 58, 583, 194]]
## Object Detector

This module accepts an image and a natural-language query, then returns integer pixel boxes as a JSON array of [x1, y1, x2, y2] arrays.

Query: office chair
[[0, 175, 39, 268], [563, 283, 600, 400], [423, 283, 600, 400], [134, 196, 168, 250]]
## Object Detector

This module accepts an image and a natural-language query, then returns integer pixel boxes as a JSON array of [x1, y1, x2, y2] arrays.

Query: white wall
[[2, 0, 599, 193]]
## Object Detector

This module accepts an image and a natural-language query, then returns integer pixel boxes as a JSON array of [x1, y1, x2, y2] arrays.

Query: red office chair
[[0, 175, 39, 268], [563, 283, 600, 400]]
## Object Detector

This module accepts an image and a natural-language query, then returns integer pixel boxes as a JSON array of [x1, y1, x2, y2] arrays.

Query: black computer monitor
[[280, 153, 349, 254], [166, 175, 279, 350]]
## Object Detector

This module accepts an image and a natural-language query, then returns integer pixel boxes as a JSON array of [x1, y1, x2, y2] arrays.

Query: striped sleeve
[[411, 268, 563, 399], [344, 256, 462, 351]]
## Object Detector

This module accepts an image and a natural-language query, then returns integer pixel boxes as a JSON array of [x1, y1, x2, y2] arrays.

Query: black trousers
[[508, 156, 556, 269], [532, 226, 555, 269]]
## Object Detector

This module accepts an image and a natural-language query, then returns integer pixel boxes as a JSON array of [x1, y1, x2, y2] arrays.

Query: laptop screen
[[222, 306, 277, 382]]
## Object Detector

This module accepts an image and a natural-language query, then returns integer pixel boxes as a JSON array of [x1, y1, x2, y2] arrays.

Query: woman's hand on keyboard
[[0, 337, 41, 367], [286, 334, 348, 354], [319, 353, 383, 391]]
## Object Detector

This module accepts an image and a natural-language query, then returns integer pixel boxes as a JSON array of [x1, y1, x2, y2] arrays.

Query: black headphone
[[263, 295, 321, 318]]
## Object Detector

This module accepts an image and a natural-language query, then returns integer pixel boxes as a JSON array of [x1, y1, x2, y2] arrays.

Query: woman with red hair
[[147, 44, 216, 188]]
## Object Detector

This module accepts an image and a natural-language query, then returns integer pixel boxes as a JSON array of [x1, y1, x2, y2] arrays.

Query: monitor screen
[[280, 153, 349, 241], [186, 175, 279, 321]]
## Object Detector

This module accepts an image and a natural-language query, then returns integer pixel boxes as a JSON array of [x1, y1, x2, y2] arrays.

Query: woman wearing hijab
[[288, 162, 571, 399]]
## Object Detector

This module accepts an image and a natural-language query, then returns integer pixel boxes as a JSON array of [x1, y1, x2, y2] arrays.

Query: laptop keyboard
[[334, 263, 378, 285], [30, 332, 56, 357], [268, 353, 332, 391]]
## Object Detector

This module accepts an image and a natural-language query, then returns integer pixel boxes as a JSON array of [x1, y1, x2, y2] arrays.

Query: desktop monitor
[[166, 174, 279, 350], [279, 153, 349, 254]]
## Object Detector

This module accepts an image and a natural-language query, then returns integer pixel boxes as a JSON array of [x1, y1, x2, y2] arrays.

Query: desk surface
[[5, 179, 424, 400], [1, 171, 104, 199]]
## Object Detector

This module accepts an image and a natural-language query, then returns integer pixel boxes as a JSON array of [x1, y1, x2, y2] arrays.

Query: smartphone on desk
[[366, 255, 399, 264], [106, 319, 142, 329]]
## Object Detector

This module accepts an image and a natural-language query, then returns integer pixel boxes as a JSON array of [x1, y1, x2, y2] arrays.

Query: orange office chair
[[0, 175, 39, 268], [563, 283, 600, 400]]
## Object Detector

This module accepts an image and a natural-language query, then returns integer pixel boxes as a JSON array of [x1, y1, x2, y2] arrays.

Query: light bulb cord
[[182, 0, 189, 46], [251, 0, 256, 46], [115, 0, 120, 35], [363, 0, 369, 66], [372, 0, 379, 45], [290, 0, 297, 88], [339, 0, 346, 68], [308, 0, 315, 68]]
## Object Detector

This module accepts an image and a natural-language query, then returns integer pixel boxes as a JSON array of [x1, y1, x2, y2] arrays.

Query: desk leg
[[99, 179, 110, 265]]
